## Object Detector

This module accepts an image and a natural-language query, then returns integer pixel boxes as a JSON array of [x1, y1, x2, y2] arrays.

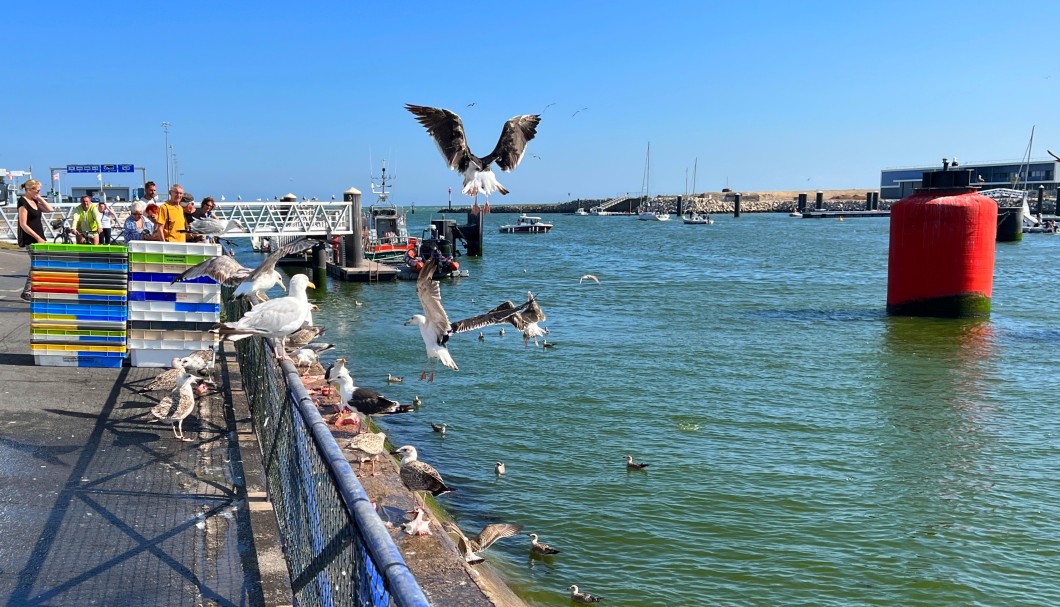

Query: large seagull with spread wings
[[405, 103, 541, 203]]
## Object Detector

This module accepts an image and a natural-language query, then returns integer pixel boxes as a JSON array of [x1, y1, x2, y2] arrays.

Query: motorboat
[[574, 208, 589, 216], [499, 214, 553, 234], [638, 210, 671, 221], [363, 162, 416, 264], [682, 213, 713, 225]]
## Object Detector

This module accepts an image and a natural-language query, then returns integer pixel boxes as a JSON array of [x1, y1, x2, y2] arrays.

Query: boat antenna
[[1016, 125, 1035, 191], [370, 159, 392, 203]]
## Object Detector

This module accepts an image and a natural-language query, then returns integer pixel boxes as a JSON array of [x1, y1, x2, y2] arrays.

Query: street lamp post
[[161, 121, 171, 190]]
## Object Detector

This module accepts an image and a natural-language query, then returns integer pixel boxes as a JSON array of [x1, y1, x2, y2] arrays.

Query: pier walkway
[[0, 246, 526, 607]]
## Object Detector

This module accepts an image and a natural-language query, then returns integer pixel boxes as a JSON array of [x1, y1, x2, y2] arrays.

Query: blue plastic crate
[[128, 271, 216, 284], [34, 354, 124, 368], [31, 301, 128, 316], [31, 259, 129, 271]]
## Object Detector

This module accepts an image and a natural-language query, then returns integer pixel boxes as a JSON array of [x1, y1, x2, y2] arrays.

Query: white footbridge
[[0, 200, 354, 244]]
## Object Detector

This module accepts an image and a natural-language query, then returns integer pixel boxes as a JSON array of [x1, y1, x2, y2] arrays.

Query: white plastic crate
[[127, 241, 221, 256], [128, 329, 216, 342], [128, 281, 222, 296], [128, 337, 218, 350], [129, 346, 214, 368], [127, 309, 220, 323]]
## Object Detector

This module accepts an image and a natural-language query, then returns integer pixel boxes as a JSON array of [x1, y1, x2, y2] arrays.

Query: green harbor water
[[303, 212, 1060, 606]]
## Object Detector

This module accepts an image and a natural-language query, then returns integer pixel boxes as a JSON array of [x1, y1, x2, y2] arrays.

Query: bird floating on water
[[405, 103, 540, 204], [412, 395, 423, 407], [431, 423, 447, 435], [444, 521, 523, 564], [386, 373, 403, 384], [392, 445, 454, 497], [569, 585, 604, 604], [529, 533, 560, 555], [211, 274, 315, 359], [494, 462, 506, 475], [579, 274, 601, 284], [625, 455, 650, 470]]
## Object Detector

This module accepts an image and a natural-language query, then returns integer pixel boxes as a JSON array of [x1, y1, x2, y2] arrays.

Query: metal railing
[[0, 200, 354, 243], [228, 299, 428, 607]]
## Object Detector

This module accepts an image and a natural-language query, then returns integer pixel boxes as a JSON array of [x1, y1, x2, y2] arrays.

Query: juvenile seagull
[[135, 357, 186, 394], [430, 423, 447, 435], [405, 260, 459, 381], [179, 347, 217, 376], [386, 373, 404, 384], [150, 371, 210, 441], [625, 455, 650, 470], [443, 521, 523, 564], [579, 274, 601, 284], [569, 585, 604, 604], [290, 347, 324, 372], [529, 533, 561, 556], [329, 373, 412, 416], [405, 103, 541, 203], [287, 324, 326, 349], [343, 431, 387, 476], [172, 237, 317, 301], [211, 274, 315, 359], [392, 445, 454, 497]]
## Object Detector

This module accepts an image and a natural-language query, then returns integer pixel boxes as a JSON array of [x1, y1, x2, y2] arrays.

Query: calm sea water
[[300, 212, 1060, 606]]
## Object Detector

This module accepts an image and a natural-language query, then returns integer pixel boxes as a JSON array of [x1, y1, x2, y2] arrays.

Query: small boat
[[499, 214, 553, 234], [682, 213, 713, 225], [574, 208, 589, 216], [363, 162, 417, 265], [637, 210, 671, 221], [789, 209, 802, 218]]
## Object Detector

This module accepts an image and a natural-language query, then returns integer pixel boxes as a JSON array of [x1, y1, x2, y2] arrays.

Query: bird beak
[[390, 450, 401, 456], [403, 318, 415, 326], [278, 282, 288, 292], [307, 281, 317, 289]]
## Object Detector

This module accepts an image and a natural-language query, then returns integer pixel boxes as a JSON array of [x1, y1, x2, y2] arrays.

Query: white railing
[[0, 200, 354, 243]]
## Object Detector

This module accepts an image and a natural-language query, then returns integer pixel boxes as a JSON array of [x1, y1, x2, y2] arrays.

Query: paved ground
[[0, 246, 527, 607], [0, 247, 289, 607]]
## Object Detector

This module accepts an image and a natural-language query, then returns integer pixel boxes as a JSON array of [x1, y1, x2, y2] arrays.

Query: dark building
[[881, 159, 1058, 199]]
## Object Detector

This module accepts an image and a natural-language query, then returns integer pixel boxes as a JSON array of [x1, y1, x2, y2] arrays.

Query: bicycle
[[50, 217, 76, 244]]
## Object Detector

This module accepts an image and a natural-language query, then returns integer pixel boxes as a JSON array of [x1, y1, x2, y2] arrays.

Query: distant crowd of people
[[15, 180, 221, 301]]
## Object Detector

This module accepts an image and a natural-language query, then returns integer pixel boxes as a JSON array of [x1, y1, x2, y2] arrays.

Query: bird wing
[[449, 300, 526, 334], [405, 104, 475, 173], [171, 255, 250, 286], [416, 260, 453, 343], [1049, 149, 1060, 162], [246, 237, 317, 281], [484, 114, 541, 172], [505, 294, 546, 331], [474, 523, 524, 550]]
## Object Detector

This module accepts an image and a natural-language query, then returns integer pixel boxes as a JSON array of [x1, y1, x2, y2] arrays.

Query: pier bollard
[[996, 206, 1023, 242], [798, 192, 807, 213], [343, 187, 363, 267], [1038, 185, 1045, 219], [866, 192, 873, 211], [676, 195, 683, 217], [872, 192, 880, 210], [815, 191, 824, 211], [733, 193, 741, 218], [887, 166, 996, 317]]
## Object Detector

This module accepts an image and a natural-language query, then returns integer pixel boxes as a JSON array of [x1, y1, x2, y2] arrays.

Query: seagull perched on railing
[[405, 103, 540, 204], [172, 237, 317, 301], [211, 274, 315, 359]]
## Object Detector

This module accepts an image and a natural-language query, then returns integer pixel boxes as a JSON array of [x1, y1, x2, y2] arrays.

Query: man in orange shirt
[[154, 184, 187, 242]]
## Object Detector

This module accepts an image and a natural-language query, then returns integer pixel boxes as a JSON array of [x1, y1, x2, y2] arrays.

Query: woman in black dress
[[16, 179, 55, 301]]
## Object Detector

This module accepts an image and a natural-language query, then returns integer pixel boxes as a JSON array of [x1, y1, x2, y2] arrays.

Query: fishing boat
[[362, 162, 417, 264], [682, 213, 713, 225], [574, 208, 589, 216], [499, 214, 553, 233]]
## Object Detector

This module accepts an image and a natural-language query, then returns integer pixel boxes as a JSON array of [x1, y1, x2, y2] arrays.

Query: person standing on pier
[[141, 180, 159, 204], [16, 179, 54, 301], [154, 184, 187, 242], [97, 202, 118, 244]]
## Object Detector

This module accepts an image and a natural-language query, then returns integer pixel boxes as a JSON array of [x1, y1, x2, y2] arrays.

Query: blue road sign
[[101, 164, 117, 173], [67, 163, 132, 173], [118, 164, 134, 173]]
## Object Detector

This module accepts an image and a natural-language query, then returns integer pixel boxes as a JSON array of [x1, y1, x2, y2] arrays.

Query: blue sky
[[5, 0, 1058, 204]]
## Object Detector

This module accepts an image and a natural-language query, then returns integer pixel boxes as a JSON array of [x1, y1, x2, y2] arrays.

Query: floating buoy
[[449, 260, 460, 271], [887, 167, 996, 317]]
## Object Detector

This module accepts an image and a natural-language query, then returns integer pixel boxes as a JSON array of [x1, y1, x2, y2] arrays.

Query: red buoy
[[887, 167, 996, 317]]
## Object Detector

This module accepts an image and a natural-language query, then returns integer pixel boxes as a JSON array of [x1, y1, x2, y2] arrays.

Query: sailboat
[[637, 143, 670, 221], [682, 157, 713, 224]]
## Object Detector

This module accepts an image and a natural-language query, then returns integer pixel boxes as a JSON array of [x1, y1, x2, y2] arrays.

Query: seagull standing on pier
[[392, 445, 454, 497], [405, 103, 540, 206]]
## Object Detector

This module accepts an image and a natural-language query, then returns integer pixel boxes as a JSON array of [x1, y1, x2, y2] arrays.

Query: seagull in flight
[[443, 521, 523, 564], [571, 107, 589, 117], [405, 103, 541, 203], [405, 259, 459, 381], [1049, 149, 1060, 162], [579, 274, 600, 284], [172, 237, 317, 301]]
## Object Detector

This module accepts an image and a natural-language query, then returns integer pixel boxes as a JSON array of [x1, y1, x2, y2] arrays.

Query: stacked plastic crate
[[29, 243, 129, 367], [127, 241, 221, 367]]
